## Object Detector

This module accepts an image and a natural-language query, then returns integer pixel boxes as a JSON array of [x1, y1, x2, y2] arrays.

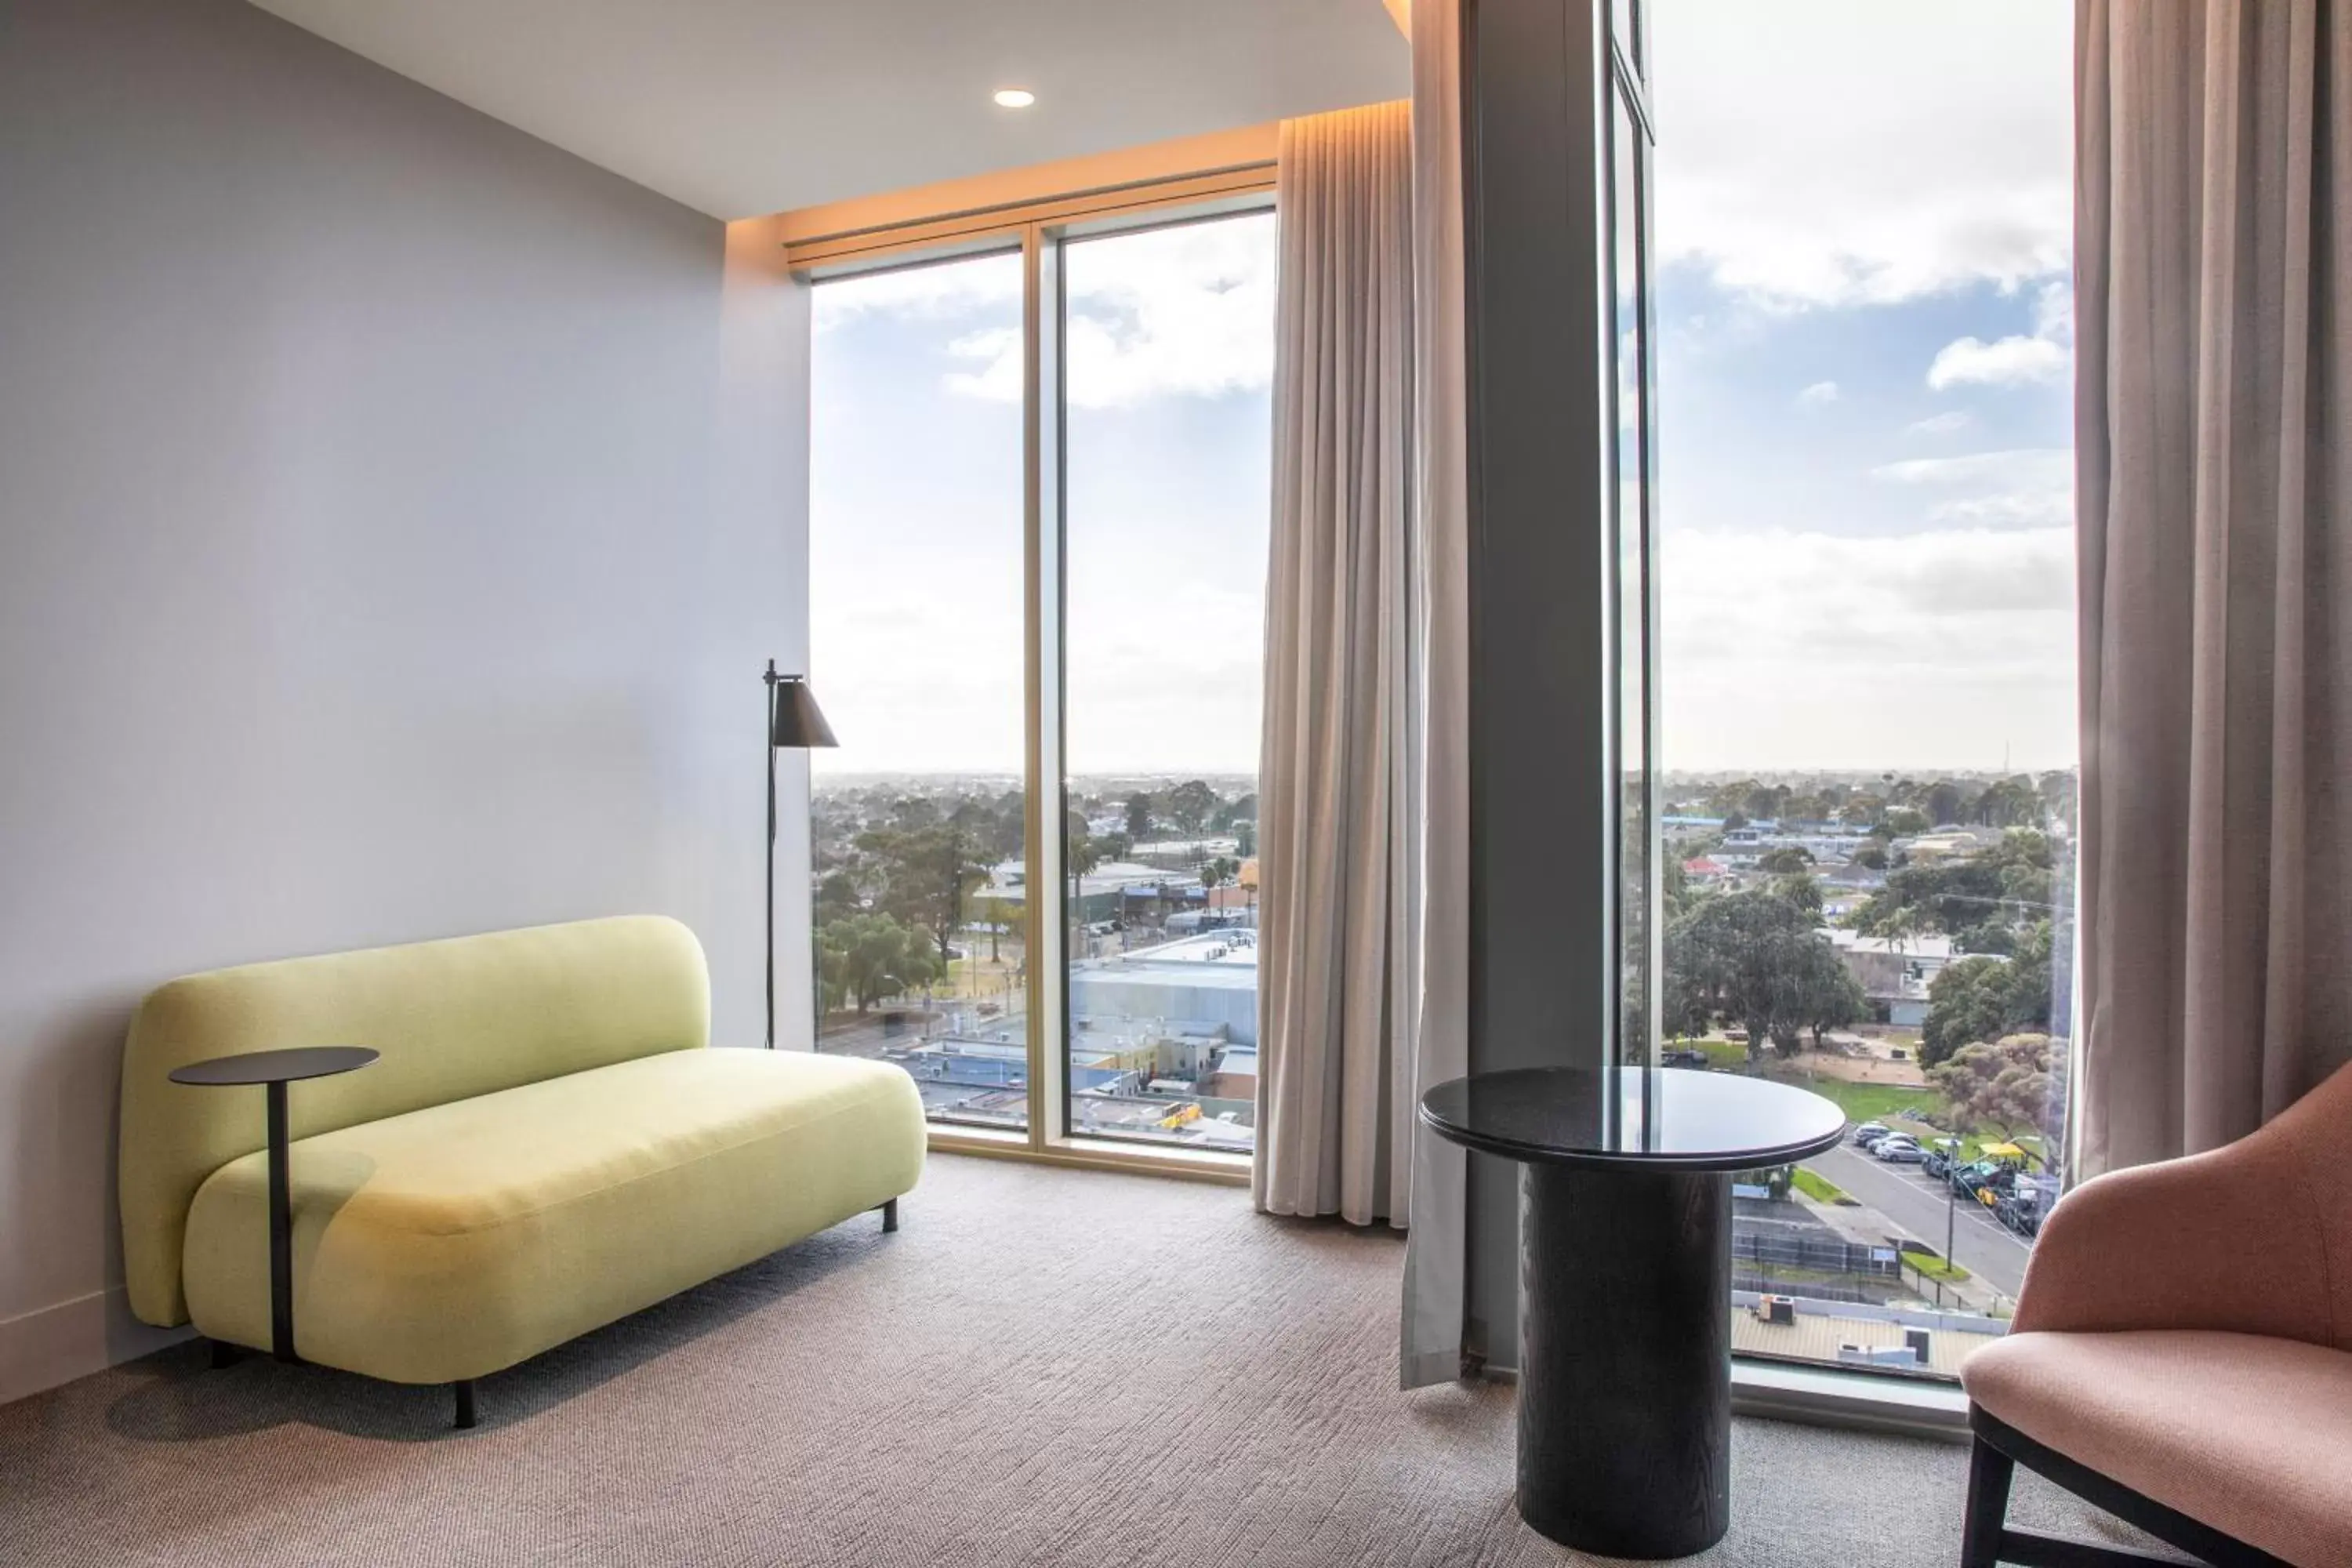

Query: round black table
[[1419, 1066, 1846, 1559], [169, 1047, 378, 1363]]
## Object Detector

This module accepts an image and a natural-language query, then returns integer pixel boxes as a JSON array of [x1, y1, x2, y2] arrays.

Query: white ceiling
[[249, 0, 1410, 220]]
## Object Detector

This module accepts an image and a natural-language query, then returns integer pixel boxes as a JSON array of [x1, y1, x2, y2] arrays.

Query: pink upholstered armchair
[[1958, 1062, 2352, 1568]]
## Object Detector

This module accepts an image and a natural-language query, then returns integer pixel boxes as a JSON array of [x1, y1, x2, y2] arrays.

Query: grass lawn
[[1751, 1068, 1942, 1131], [1898, 1246, 1973, 1283], [1790, 1166, 1855, 1205]]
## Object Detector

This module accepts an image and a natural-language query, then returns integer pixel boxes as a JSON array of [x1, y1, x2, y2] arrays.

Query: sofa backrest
[[119, 915, 710, 1327]]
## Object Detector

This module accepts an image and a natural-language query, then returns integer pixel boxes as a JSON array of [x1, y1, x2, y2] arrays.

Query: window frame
[[793, 174, 1275, 1183]]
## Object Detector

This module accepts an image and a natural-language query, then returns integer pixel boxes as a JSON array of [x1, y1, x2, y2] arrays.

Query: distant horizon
[[812, 763, 2078, 788]]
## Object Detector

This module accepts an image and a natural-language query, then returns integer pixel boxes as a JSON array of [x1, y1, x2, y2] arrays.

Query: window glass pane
[[1651, 0, 2078, 1379], [1060, 212, 1278, 1155], [1615, 92, 1654, 1077], [808, 250, 1030, 1133]]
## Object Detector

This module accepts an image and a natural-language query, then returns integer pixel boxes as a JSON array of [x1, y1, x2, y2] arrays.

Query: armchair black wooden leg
[[453, 1380, 477, 1430], [1962, 1436, 2016, 1568], [880, 1198, 898, 1233]]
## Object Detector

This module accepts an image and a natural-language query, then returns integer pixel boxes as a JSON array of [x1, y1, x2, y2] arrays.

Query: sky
[[809, 0, 2077, 779]]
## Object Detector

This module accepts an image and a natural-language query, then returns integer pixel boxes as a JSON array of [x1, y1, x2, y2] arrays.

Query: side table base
[[1517, 1162, 1733, 1559]]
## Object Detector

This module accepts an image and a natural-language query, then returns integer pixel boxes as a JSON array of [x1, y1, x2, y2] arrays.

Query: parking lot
[[1809, 1142, 2035, 1301]]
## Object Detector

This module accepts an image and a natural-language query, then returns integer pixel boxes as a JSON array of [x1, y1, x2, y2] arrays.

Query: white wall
[[0, 0, 812, 1403]]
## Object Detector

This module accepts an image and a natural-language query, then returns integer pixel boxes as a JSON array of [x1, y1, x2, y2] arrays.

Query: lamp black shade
[[769, 674, 837, 749]]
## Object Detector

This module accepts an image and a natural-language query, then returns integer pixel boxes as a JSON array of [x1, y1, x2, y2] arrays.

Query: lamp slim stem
[[766, 667, 778, 1049]]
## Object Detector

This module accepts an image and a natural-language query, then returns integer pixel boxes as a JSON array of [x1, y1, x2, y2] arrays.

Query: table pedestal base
[[1518, 1163, 1732, 1559]]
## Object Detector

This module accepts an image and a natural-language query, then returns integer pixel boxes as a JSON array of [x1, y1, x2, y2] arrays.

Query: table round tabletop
[[169, 1046, 379, 1087], [1418, 1066, 1847, 1172]]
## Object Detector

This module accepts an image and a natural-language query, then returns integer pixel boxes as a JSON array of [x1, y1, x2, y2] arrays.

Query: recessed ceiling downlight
[[993, 88, 1036, 109]]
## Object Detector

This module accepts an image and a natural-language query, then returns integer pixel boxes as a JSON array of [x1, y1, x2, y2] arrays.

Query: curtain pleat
[[1254, 102, 1417, 1230], [1399, 0, 1472, 1391], [2076, 0, 2352, 1174]]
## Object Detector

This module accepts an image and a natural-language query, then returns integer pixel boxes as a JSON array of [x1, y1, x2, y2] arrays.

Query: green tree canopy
[[1664, 886, 1856, 1060], [1850, 829, 2055, 946], [816, 912, 943, 1013], [1165, 779, 1219, 838], [1929, 1032, 2061, 1149], [1918, 921, 2053, 1066], [856, 823, 989, 962], [1757, 846, 1816, 874]]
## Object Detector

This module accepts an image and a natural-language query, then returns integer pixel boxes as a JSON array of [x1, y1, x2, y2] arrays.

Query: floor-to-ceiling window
[[1060, 212, 1276, 1156], [1650, 0, 2077, 1379], [806, 183, 1275, 1166], [808, 249, 1031, 1133]]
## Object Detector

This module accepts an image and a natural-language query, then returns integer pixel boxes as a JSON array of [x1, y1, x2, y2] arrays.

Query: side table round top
[[1418, 1066, 1846, 1172], [169, 1046, 379, 1087]]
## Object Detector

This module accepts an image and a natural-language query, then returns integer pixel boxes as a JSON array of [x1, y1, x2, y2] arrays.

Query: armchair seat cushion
[[1964, 1328, 2352, 1567], [181, 1047, 923, 1385]]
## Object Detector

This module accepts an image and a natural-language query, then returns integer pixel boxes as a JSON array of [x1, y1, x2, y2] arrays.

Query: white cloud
[[1662, 526, 2077, 770], [1653, 1, 2072, 310], [1904, 411, 1973, 437], [1795, 380, 1840, 407], [934, 218, 1279, 409], [1927, 333, 2069, 388], [1927, 279, 2074, 388], [1871, 447, 2073, 533], [811, 252, 1022, 332], [1871, 448, 2070, 488]]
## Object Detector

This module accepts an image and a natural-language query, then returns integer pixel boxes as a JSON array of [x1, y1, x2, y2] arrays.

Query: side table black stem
[[168, 1047, 379, 1365], [266, 1080, 293, 1359]]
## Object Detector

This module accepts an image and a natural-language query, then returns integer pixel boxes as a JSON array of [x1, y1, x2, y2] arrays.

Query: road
[[1810, 1144, 2034, 1301]]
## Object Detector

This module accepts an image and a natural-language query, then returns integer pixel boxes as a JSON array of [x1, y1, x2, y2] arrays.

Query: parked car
[[1851, 1121, 1893, 1148], [1997, 1173, 2062, 1236], [1951, 1160, 2020, 1202], [1661, 1047, 1709, 1069], [1921, 1138, 1964, 1180], [1873, 1136, 1926, 1163]]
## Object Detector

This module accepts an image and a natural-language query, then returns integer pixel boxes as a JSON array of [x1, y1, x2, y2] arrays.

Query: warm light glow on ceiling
[[993, 88, 1036, 109]]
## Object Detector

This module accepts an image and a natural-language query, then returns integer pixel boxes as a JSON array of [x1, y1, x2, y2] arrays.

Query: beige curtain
[[1254, 100, 1417, 1229], [1399, 0, 1472, 1391], [2077, 0, 2352, 1175]]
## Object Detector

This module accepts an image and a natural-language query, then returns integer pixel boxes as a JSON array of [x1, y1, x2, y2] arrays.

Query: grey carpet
[[0, 1154, 2166, 1567]]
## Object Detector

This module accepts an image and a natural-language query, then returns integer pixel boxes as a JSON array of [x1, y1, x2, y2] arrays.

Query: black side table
[[169, 1046, 379, 1363], [1420, 1066, 1846, 1559]]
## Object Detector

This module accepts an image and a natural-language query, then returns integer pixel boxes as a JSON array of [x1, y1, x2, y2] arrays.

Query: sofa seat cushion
[[182, 1047, 923, 1385], [1964, 1329, 2352, 1567]]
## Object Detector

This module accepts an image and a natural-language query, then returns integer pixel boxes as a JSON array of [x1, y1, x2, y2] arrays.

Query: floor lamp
[[765, 661, 837, 1048]]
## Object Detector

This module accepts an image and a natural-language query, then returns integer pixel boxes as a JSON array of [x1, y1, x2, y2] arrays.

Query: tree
[[1851, 829, 2055, 945], [1233, 821, 1257, 858], [1125, 793, 1155, 843], [1757, 846, 1815, 875], [1165, 779, 1219, 841], [814, 871, 863, 923], [1851, 844, 1889, 871], [1918, 921, 2053, 1066], [1879, 807, 1931, 837], [1792, 946, 1868, 1050], [1929, 1033, 2061, 1148], [858, 823, 989, 964], [816, 913, 942, 1013], [1664, 887, 1848, 1061]]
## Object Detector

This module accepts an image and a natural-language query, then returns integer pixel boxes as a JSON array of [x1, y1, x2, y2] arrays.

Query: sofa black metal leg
[[207, 1338, 238, 1370], [880, 1197, 898, 1233], [1962, 1435, 2015, 1568], [453, 1380, 477, 1430]]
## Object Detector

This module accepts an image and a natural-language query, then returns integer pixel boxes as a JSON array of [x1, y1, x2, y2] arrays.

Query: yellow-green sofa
[[119, 916, 924, 1425]]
